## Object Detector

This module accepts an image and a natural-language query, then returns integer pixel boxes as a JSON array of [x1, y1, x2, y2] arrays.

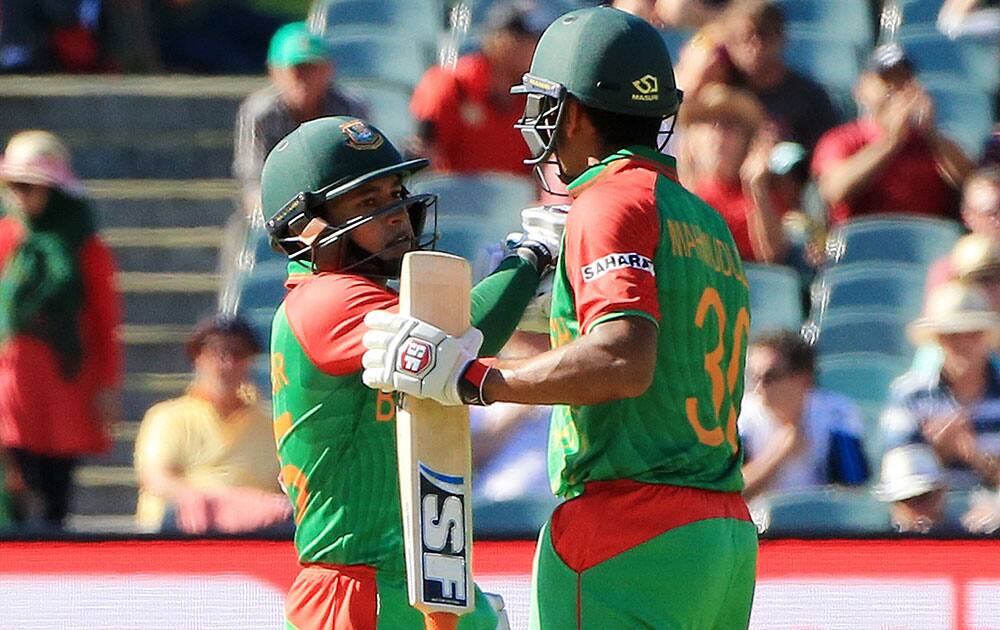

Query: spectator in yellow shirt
[[134, 315, 289, 534]]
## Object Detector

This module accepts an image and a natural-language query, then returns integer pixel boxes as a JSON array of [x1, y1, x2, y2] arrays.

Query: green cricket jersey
[[271, 258, 538, 569], [548, 146, 751, 498]]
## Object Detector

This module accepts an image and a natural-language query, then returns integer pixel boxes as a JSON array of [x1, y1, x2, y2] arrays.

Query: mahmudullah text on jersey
[[582, 252, 655, 283]]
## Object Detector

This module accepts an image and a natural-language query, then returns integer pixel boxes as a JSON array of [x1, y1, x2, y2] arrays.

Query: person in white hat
[[874, 444, 949, 533], [0, 130, 121, 530], [880, 282, 1000, 492]]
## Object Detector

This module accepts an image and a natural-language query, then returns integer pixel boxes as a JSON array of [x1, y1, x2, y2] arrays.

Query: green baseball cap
[[522, 6, 681, 117], [267, 22, 331, 68]]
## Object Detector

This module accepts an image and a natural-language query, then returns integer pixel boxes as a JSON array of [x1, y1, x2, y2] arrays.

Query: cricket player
[[362, 7, 758, 628], [261, 115, 562, 629]]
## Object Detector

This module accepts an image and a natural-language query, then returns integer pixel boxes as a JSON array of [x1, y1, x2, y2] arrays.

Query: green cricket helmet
[[262, 116, 436, 276], [511, 6, 683, 167]]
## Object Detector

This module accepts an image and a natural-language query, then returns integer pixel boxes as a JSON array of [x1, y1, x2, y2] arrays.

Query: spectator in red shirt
[[0, 131, 121, 530], [680, 82, 790, 263], [812, 43, 975, 226], [409, 1, 552, 176]]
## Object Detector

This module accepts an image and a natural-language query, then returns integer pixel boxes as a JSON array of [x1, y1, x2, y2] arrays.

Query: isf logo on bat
[[417, 462, 468, 607]]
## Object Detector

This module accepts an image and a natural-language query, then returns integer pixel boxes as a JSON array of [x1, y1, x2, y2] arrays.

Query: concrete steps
[[0, 76, 264, 180], [0, 78, 267, 527]]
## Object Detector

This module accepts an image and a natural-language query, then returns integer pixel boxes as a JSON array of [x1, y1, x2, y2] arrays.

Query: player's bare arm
[[482, 316, 657, 406]]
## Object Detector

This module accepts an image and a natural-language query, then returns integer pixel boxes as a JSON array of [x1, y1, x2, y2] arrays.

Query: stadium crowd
[[0, 0, 998, 538]]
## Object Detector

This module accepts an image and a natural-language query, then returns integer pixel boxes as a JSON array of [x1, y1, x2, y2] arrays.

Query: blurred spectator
[[233, 21, 368, 214], [473, 403, 550, 502], [882, 282, 1000, 492], [0, 131, 121, 530], [875, 443, 1000, 534], [134, 315, 289, 535], [927, 167, 1000, 295], [654, 0, 732, 29], [721, 0, 839, 153], [102, 0, 162, 73], [812, 43, 975, 226], [740, 330, 869, 501], [409, 1, 551, 176], [983, 125, 1000, 167], [0, 0, 102, 72], [151, 0, 284, 74], [472, 333, 550, 503], [679, 82, 790, 262], [874, 444, 950, 534], [938, 0, 1000, 39]]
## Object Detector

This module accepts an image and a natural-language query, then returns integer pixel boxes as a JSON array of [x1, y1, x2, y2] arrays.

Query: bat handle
[[424, 611, 459, 630]]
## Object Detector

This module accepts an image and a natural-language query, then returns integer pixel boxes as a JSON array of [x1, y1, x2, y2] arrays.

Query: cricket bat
[[396, 251, 475, 630]]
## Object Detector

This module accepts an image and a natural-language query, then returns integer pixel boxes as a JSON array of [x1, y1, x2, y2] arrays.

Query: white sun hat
[[907, 281, 1000, 346], [874, 444, 945, 502]]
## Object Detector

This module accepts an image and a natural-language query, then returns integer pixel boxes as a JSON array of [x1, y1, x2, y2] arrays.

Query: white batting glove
[[506, 204, 569, 273], [361, 310, 484, 406], [516, 274, 553, 334]]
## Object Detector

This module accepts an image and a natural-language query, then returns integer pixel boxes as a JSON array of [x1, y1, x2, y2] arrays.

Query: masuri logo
[[631, 74, 659, 102]]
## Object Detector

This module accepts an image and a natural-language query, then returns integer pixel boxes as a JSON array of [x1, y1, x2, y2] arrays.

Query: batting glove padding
[[362, 310, 485, 406], [506, 204, 569, 273], [517, 273, 553, 334]]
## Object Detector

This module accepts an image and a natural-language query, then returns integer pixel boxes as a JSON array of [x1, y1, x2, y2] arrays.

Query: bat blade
[[396, 251, 474, 624]]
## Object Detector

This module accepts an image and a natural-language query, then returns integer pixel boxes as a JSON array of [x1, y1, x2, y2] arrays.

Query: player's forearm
[[470, 255, 541, 356], [817, 138, 898, 206], [481, 318, 657, 406]]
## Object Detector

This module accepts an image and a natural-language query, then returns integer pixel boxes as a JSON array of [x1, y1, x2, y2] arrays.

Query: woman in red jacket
[[0, 131, 121, 530]]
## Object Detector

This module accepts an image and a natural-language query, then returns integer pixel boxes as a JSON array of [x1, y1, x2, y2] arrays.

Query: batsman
[[261, 116, 564, 629], [362, 7, 759, 628]]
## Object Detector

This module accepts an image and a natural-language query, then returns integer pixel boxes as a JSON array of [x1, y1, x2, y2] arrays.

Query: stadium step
[[0, 76, 264, 179], [72, 464, 137, 518], [122, 372, 191, 430], [107, 227, 223, 274], [89, 179, 238, 229]]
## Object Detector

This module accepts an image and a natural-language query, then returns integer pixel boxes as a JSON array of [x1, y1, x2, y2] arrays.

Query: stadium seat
[[326, 33, 434, 90], [473, 494, 560, 539], [783, 31, 868, 94], [237, 260, 288, 312], [809, 311, 914, 359], [818, 350, 909, 414], [755, 487, 893, 536], [817, 351, 909, 462], [660, 28, 694, 63], [900, 27, 1000, 93], [310, 0, 444, 46], [744, 263, 804, 336], [777, 0, 875, 46], [922, 75, 997, 158], [897, 0, 945, 28], [809, 262, 928, 322], [825, 214, 963, 267], [411, 173, 536, 281]]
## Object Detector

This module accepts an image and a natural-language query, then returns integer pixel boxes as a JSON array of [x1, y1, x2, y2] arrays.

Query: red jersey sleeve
[[285, 275, 399, 377], [80, 237, 121, 388], [565, 175, 661, 333]]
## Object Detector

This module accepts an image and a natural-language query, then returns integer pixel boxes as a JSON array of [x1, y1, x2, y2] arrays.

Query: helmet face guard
[[511, 74, 571, 196], [267, 188, 438, 277]]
